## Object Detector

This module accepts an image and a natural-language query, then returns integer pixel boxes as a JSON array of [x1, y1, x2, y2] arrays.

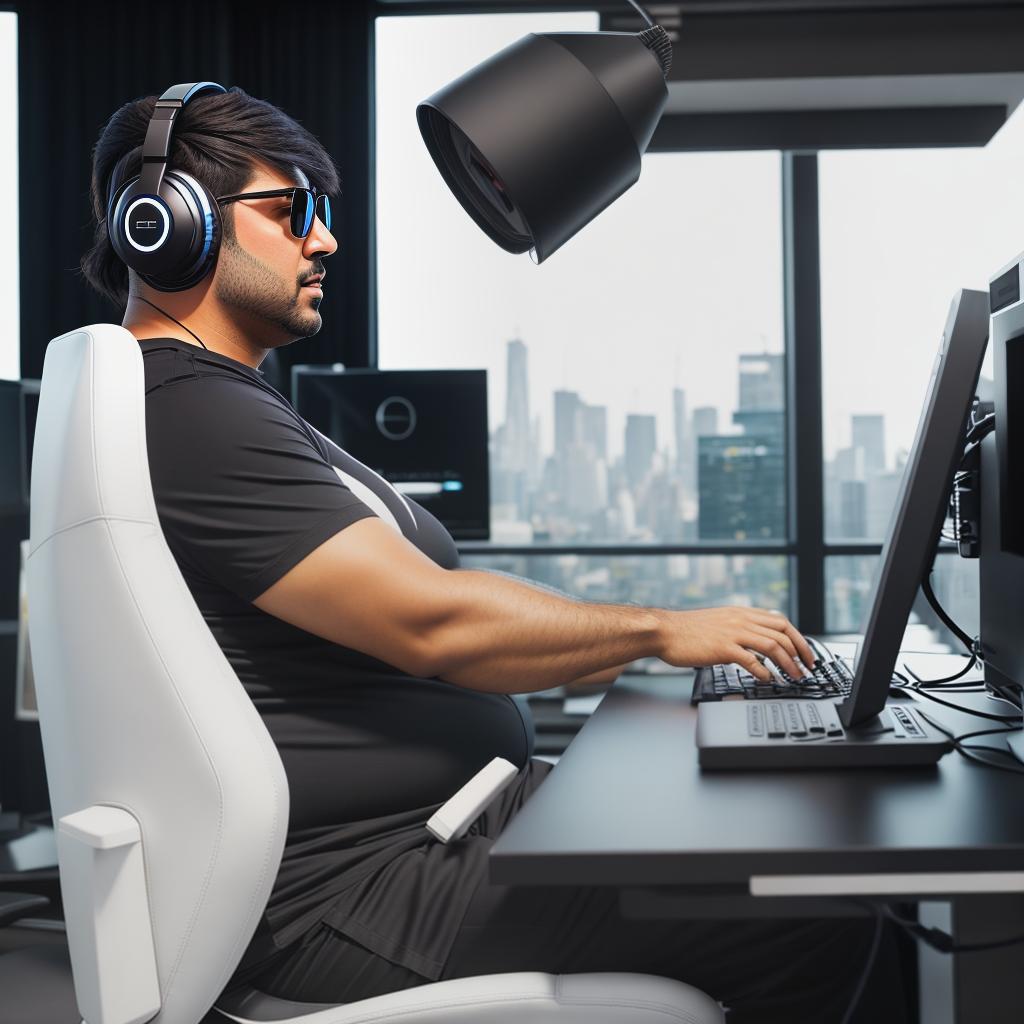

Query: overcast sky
[[376, 10, 1024, 470]]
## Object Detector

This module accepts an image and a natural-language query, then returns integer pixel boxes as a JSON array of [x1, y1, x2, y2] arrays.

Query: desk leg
[[944, 894, 1024, 1024], [917, 902, 953, 1024]]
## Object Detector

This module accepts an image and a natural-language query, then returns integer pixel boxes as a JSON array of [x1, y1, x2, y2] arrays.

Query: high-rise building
[[692, 406, 719, 439], [672, 387, 687, 475], [503, 339, 530, 474], [624, 414, 657, 489], [852, 414, 886, 476], [738, 353, 785, 411], [581, 403, 608, 463], [697, 436, 786, 540], [554, 390, 583, 456]]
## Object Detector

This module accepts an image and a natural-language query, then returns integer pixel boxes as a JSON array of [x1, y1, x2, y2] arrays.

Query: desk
[[492, 670, 1024, 1024]]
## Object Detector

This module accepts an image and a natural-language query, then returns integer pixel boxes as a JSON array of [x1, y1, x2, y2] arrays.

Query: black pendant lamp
[[416, 2, 673, 264]]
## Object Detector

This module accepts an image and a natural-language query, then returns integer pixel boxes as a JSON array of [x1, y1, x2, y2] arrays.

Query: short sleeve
[[145, 375, 377, 602]]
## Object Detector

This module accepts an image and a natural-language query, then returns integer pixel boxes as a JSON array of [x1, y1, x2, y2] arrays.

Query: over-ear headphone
[[107, 82, 227, 292]]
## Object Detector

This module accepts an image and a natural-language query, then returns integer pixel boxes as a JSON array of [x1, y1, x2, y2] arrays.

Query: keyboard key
[[747, 704, 765, 737], [802, 703, 825, 734], [784, 702, 807, 737], [767, 703, 787, 738]]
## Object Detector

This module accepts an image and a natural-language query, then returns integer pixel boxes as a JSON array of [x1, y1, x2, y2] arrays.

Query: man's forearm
[[424, 568, 663, 693]]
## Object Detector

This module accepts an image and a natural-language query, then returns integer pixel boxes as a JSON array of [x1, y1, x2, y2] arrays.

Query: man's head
[[81, 87, 339, 348]]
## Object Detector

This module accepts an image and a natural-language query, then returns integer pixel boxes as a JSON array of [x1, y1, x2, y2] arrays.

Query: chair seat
[[214, 972, 725, 1024], [0, 942, 724, 1024]]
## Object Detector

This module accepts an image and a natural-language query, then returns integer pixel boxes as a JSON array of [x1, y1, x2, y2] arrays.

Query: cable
[[916, 710, 1024, 775], [624, 0, 656, 28], [839, 905, 884, 1024], [135, 296, 209, 350], [902, 654, 979, 688], [920, 572, 974, 654], [880, 903, 1024, 954]]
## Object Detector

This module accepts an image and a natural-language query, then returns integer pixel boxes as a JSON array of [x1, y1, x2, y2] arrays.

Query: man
[[80, 87, 910, 1022]]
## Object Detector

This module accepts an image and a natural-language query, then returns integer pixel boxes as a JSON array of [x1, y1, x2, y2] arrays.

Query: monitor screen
[[293, 368, 490, 540], [839, 289, 990, 728]]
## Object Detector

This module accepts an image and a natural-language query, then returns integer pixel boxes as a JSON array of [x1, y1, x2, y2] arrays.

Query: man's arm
[[253, 518, 814, 695]]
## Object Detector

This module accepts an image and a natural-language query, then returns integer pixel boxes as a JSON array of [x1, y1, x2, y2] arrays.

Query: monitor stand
[[696, 698, 953, 769]]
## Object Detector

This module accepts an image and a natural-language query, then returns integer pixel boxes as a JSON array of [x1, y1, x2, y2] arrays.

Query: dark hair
[[81, 86, 340, 308]]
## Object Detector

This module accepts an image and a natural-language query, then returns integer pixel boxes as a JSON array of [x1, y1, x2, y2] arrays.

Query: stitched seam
[[29, 514, 156, 556]]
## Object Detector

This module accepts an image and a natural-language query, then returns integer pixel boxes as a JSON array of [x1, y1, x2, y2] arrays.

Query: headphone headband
[[107, 81, 228, 292], [137, 82, 227, 197]]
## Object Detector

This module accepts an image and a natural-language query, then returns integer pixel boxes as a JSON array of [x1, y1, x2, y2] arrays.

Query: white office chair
[[16, 323, 724, 1024]]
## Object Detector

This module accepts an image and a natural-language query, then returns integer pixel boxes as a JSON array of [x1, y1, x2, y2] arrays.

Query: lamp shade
[[416, 29, 671, 263]]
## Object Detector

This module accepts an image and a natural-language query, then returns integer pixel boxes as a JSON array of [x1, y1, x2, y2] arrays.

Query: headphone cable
[[135, 295, 209, 351]]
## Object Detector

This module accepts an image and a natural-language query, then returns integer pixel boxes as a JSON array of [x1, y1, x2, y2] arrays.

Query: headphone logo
[[124, 197, 171, 253]]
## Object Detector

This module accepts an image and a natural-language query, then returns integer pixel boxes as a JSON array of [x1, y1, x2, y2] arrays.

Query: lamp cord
[[135, 295, 209, 351], [624, 0, 655, 29]]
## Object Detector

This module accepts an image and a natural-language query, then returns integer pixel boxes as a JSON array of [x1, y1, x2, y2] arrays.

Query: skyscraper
[[554, 389, 583, 455], [698, 436, 785, 540], [503, 339, 530, 474], [738, 353, 785, 411], [581, 403, 608, 463], [672, 387, 687, 478], [852, 414, 886, 476], [624, 414, 657, 489]]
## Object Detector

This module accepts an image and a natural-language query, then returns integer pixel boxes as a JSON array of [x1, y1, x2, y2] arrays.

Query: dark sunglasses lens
[[317, 194, 332, 232], [291, 190, 315, 237]]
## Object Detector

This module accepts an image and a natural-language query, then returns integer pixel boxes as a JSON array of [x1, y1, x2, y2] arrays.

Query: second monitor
[[292, 367, 491, 541]]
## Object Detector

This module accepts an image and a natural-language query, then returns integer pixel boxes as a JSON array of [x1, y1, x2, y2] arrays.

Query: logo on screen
[[375, 396, 417, 440]]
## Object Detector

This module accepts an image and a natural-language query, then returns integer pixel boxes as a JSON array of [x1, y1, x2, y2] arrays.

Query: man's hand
[[655, 606, 814, 683]]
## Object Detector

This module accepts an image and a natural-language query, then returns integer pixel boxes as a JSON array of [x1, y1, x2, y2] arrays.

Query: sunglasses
[[215, 186, 333, 238]]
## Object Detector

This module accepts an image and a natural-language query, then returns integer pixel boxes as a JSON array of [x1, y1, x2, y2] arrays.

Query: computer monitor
[[984, 253, 1024, 762], [837, 288, 990, 728], [698, 288, 989, 768], [292, 367, 491, 540]]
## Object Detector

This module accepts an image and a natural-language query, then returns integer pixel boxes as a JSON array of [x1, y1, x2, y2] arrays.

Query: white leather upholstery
[[25, 324, 724, 1024], [216, 973, 724, 1023], [28, 325, 289, 1024]]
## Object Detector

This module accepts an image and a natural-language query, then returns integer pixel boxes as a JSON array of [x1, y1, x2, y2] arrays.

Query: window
[[0, 11, 18, 381], [820, 103, 1024, 545], [819, 103, 1024, 638], [376, 12, 787, 601]]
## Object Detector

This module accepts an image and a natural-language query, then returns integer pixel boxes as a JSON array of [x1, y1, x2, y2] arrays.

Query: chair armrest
[[0, 891, 51, 928], [58, 806, 161, 1024]]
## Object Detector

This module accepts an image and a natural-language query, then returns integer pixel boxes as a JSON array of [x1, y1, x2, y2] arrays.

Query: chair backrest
[[27, 324, 289, 1024]]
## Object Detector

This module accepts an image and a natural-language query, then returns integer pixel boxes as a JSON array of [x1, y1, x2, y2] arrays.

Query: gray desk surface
[[491, 671, 1024, 888]]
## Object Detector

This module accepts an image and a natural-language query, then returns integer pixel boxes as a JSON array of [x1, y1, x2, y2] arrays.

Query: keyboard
[[691, 657, 854, 705]]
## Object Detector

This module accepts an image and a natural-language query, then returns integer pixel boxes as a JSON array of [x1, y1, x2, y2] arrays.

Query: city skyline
[[490, 334, 900, 545]]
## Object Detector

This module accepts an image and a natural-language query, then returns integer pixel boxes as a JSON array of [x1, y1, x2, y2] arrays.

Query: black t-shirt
[[139, 337, 534, 979]]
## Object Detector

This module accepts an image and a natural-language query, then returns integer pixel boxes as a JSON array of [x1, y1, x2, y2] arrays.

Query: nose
[[304, 212, 338, 258]]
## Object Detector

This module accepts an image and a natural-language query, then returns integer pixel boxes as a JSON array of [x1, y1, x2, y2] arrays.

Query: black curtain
[[16, 0, 377, 382]]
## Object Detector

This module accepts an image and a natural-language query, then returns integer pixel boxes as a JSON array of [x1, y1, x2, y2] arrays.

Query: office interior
[[2, 1, 1024, 1022]]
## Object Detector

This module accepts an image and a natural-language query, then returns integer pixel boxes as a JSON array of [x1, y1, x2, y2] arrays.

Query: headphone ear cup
[[108, 169, 221, 292], [139, 170, 222, 292]]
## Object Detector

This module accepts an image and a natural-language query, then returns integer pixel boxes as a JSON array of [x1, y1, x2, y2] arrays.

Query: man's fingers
[[749, 611, 816, 668], [748, 627, 805, 678], [743, 632, 802, 680], [733, 648, 772, 682]]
